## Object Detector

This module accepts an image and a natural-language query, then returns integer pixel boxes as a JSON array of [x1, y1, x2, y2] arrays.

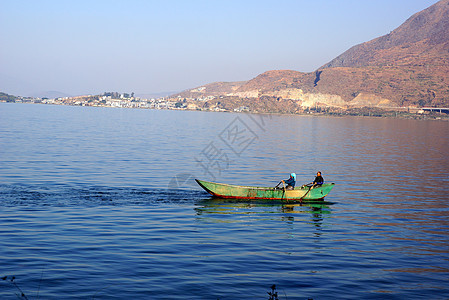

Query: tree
[[0, 92, 17, 102], [418, 99, 427, 107]]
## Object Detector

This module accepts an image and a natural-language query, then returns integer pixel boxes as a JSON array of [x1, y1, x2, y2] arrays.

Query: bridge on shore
[[421, 107, 449, 114], [390, 107, 449, 114]]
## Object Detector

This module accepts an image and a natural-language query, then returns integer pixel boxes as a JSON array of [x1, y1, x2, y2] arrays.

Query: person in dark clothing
[[312, 171, 324, 187], [276, 173, 296, 190]]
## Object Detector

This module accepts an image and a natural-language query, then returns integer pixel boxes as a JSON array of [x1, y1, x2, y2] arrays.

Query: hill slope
[[322, 0, 449, 69], [174, 0, 449, 109]]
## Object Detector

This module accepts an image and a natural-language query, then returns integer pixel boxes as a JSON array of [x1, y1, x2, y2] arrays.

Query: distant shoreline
[[2, 100, 448, 121]]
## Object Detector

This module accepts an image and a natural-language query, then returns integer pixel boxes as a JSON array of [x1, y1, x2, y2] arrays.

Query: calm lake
[[0, 103, 448, 299]]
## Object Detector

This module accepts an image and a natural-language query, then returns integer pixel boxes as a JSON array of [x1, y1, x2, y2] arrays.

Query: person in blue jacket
[[276, 173, 296, 190]]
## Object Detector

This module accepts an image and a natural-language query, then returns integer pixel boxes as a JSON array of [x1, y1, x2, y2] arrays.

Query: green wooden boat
[[195, 179, 335, 201]]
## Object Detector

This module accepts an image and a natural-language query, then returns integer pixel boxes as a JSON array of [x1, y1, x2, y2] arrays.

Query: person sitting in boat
[[302, 171, 324, 188], [312, 171, 324, 187], [276, 173, 296, 190]]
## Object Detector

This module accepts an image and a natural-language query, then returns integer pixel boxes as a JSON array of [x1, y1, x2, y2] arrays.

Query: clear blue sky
[[0, 0, 439, 97]]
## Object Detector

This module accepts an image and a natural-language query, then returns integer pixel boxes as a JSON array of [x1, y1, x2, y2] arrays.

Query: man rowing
[[275, 173, 296, 190], [312, 171, 324, 187], [300, 171, 324, 189]]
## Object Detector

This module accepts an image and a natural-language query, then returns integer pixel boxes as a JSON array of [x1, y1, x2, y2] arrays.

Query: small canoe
[[195, 179, 335, 201]]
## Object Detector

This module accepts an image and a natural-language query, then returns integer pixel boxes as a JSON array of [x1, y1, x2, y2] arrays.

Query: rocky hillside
[[322, 0, 449, 69], [174, 0, 449, 109]]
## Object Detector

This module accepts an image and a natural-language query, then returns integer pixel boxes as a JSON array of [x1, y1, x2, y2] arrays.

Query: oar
[[299, 185, 312, 203], [281, 180, 287, 201]]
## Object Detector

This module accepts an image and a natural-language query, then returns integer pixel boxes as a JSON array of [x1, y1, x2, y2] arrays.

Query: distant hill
[[0, 92, 18, 102], [174, 0, 449, 109], [321, 0, 449, 69], [136, 91, 180, 99], [33, 91, 72, 99]]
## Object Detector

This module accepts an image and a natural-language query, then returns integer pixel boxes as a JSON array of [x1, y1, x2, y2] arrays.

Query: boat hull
[[195, 179, 335, 201]]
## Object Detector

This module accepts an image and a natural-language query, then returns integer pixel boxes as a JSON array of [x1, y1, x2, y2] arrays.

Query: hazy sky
[[0, 0, 438, 97]]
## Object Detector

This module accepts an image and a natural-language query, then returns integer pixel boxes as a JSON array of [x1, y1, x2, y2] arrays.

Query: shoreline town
[[1, 91, 448, 120]]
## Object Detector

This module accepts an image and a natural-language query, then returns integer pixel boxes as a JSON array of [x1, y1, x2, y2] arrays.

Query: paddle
[[299, 185, 312, 203], [281, 180, 286, 201], [274, 180, 284, 189]]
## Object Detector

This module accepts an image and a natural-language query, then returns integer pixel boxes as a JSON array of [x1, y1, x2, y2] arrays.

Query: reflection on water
[[195, 200, 332, 234], [1, 104, 449, 298]]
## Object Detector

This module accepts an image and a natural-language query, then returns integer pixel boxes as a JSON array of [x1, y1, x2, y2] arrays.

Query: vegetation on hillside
[[0, 92, 17, 102]]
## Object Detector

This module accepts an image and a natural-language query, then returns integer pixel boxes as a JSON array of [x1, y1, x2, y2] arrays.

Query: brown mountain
[[321, 0, 449, 69], [174, 0, 449, 109]]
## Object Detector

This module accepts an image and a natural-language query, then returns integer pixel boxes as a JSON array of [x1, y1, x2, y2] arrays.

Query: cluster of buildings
[[4, 92, 235, 112], [7, 94, 188, 110]]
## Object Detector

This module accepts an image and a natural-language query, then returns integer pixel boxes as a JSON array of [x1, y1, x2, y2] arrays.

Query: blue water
[[0, 103, 448, 299]]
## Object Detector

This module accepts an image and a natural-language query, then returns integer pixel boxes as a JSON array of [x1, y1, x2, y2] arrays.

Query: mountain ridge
[[174, 0, 449, 109], [321, 0, 449, 69]]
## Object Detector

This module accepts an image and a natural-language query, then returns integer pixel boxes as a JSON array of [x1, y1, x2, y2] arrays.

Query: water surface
[[0, 103, 448, 299]]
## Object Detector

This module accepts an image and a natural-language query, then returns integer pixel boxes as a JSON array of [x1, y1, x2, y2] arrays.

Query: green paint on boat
[[195, 179, 335, 201]]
